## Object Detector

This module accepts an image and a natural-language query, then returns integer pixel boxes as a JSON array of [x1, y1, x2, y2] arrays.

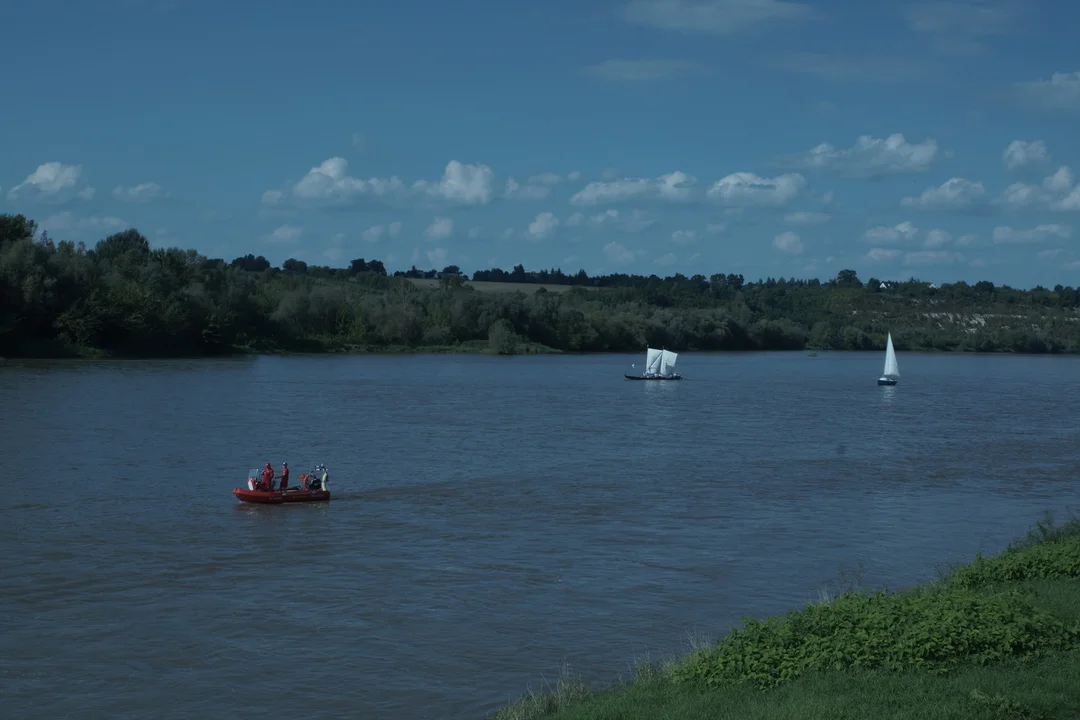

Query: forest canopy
[[2, 213, 1079, 358]]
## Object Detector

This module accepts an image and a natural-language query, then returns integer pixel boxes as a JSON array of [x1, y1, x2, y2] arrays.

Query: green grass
[[492, 513, 1080, 720]]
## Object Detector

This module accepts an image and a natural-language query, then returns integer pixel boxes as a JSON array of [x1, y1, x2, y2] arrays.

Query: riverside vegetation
[[493, 514, 1080, 720], [3, 212, 1080, 358]]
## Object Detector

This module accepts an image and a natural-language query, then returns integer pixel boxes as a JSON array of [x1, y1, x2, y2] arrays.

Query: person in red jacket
[[260, 462, 274, 491], [279, 462, 289, 491]]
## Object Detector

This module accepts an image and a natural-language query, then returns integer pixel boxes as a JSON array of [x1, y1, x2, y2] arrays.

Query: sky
[[2, 0, 1079, 288]]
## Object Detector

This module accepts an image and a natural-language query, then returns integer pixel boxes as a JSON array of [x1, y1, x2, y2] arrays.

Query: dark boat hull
[[877, 378, 898, 386], [625, 374, 682, 381]]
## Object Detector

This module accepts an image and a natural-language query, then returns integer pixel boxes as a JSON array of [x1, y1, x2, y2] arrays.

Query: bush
[[948, 522, 1080, 590], [671, 586, 1079, 689]]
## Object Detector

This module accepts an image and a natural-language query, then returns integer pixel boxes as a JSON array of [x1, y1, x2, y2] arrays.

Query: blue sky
[[3, 0, 1079, 287]]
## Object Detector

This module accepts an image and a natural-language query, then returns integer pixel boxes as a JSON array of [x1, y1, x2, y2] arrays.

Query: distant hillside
[[406, 278, 600, 295], [2, 213, 1079, 358]]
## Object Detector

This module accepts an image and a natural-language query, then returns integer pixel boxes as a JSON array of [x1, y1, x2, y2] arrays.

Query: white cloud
[[619, 0, 813, 35], [706, 172, 806, 206], [901, 177, 986, 210], [923, 229, 952, 248], [112, 182, 166, 204], [603, 240, 638, 265], [1036, 248, 1064, 260], [862, 221, 919, 243], [584, 208, 655, 232], [992, 224, 1071, 244], [264, 158, 495, 209], [1044, 167, 1074, 194], [426, 247, 448, 266], [412, 160, 496, 206], [7, 162, 95, 203], [467, 227, 482, 239], [784, 210, 830, 225], [654, 252, 678, 266], [1013, 71, 1080, 112], [526, 212, 559, 240], [351, 132, 367, 152], [589, 209, 621, 227], [267, 224, 304, 244], [583, 58, 710, 81], [772, 231, 803, 254], [388, 221, 402, 238], [865, 248, 903, 262], [782, 134, 937, 178], [362, 225, 385, 242], [1003, 140, 1051, 172], [424, 217, 454, 241], [324, 247, 345, 264], [670, 229, 697, 245], [503, 178, 552, 200], [705, 222, 727, 234], [567, 171, 582, 182], [997, 166, 1080, 211], [570, 170, 696, 206], [954, 233, 978, 247]]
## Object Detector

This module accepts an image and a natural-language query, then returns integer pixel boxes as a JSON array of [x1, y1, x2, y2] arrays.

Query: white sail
[[645, 347, 663, 375], [660, 349, 678, 376], [882, 333, 900, 379]]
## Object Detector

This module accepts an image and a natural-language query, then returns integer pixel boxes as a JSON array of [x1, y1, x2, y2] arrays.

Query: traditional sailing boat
[[625, 347, 682, 380], [877, 333, 900, 386]]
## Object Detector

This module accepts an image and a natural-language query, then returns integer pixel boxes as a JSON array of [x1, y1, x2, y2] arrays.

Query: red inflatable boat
[[233, 465, 331, 504]]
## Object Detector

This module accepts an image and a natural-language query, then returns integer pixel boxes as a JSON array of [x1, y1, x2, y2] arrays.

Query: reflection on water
[[1, 351, 1079, 719]]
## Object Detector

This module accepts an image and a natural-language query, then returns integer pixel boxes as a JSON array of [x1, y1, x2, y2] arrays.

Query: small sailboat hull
[[628, 347, 682, 380], [878, 333, 900, 387]]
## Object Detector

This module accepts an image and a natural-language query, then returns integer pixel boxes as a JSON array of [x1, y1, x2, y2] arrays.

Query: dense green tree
[[1, 212, 1078, 358]]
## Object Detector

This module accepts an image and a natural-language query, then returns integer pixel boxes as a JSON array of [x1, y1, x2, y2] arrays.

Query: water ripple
[[1, 351, 1078, 718]]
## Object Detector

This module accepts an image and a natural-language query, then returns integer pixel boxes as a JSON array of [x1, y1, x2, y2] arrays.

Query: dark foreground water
[[1, 351, 1079, 719]]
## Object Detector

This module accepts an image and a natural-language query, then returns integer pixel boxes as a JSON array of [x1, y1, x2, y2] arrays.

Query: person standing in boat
[[260, 462, 274, 491], [279, 462, 289, 491]]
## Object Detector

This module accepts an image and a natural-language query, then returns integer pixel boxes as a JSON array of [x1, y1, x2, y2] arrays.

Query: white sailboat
[[877, 333, 899, 386], [626, 346, 682, 380]]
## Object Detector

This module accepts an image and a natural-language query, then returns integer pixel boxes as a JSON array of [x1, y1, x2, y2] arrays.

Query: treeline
[[2, 212, 1079, 358]]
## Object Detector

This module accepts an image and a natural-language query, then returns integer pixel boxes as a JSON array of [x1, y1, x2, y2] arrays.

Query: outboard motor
[[309, 464, 328, 491]]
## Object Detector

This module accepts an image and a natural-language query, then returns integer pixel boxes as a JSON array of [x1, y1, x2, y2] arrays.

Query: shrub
[[671, 586, 1079, 689]]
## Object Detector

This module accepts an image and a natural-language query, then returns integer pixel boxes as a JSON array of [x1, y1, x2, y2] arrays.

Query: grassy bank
[[493, 514, 1080, 720]]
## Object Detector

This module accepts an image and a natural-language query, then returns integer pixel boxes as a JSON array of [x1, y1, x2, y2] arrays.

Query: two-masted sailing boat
[[625, 347, 681, 380]]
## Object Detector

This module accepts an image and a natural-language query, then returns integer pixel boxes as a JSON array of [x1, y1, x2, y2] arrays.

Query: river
[[1, 351, 1078, 719]]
